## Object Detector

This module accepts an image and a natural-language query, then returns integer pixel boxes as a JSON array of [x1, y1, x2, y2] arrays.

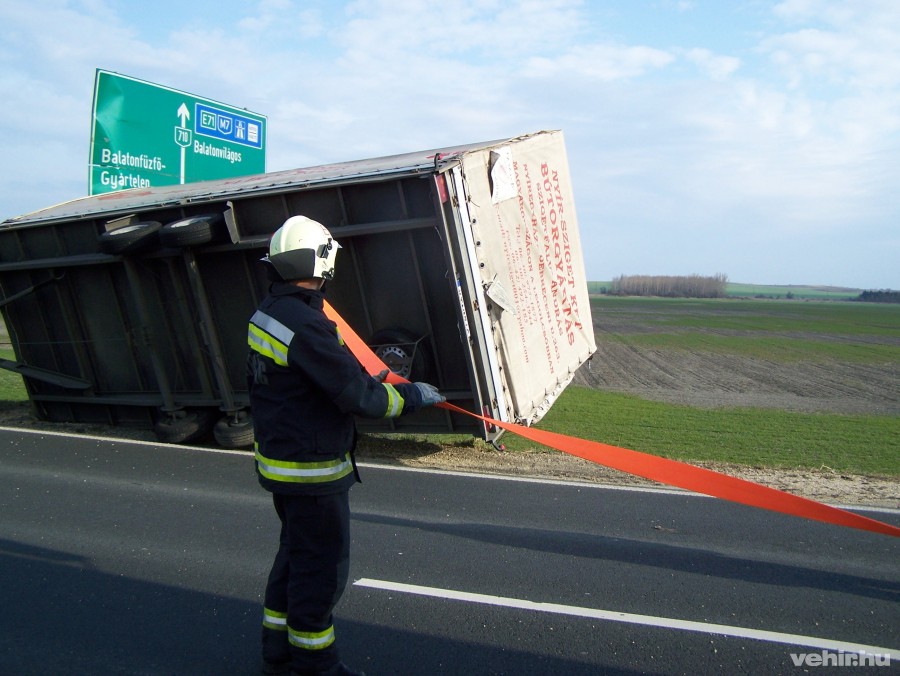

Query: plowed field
[[573, 297, 900, 415]]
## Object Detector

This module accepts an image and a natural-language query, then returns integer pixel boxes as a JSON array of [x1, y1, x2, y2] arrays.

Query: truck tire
[[98, 221, 162, 255], [213, 412, 255, 448], [153, 409, 214, 444], [368, 328, 434, 382], [158, 213, 224, 248]]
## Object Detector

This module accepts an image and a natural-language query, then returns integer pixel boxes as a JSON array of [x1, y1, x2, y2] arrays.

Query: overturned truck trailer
[[0, 130, 596, 447]]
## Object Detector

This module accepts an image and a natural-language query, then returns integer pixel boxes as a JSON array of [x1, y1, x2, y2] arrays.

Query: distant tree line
[[856, 290, 900, 303], [609, 274, 728, 298]]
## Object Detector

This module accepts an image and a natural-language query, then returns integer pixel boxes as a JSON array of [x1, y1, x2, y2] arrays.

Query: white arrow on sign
[[177, 103, 190, 184]]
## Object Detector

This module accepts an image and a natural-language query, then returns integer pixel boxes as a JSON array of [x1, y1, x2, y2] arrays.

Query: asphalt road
[[0, 427, 897, 675]]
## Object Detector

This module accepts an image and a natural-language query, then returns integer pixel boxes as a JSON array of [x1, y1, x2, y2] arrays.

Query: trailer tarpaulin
[[461, 131, 595, 424]]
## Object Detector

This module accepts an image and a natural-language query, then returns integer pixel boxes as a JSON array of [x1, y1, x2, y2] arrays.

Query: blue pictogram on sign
[[195, 103, 263, 148]]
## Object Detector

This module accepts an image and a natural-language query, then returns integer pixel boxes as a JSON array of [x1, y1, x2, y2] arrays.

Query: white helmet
[[264, 216, 341, 281]]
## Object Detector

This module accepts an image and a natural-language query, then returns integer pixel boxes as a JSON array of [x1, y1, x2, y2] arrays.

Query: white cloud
[[767, 0, 900, 90], [238, 0, 314, 34], [684, 48, 741, 81], [340, 0, 583, 58], [525, 43, 674, 81]]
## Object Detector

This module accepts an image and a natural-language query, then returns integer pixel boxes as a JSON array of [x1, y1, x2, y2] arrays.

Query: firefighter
[[247, 215, 445, 676]]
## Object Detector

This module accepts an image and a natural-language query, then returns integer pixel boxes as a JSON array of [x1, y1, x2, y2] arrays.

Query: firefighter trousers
[[261, 490, 351, 673]]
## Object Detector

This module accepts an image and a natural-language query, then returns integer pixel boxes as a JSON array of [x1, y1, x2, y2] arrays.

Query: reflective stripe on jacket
[[246, 283, 423, 495], [254, 445, 354, 484]]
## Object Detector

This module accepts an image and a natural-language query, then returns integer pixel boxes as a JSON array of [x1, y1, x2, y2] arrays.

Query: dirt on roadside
[[355, 439, 900, 509], [0, 400, 897, 509]]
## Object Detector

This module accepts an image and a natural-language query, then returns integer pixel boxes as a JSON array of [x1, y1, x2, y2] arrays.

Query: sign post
[[89, 69, 266, 195]]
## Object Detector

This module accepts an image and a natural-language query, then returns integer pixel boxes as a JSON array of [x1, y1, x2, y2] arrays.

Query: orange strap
[[326, 302, 900, 538]]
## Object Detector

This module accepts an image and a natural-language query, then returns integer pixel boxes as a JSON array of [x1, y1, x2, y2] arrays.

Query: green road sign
[[89, 69, 266, 195]]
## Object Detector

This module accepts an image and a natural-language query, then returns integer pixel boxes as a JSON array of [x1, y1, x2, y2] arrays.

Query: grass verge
[[499, 387, 899, 477], [0, 349, 29, 402]]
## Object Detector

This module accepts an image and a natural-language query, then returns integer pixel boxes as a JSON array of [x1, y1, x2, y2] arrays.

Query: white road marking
[[361, 461, 698, 495], [1, 426, 897, 515], [358, 462, 900, 516], [0, 425, 249, 455], [354, 578, 897, 661]]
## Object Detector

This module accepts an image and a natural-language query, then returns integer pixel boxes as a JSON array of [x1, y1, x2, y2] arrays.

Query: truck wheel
[[158, 213, 224, 248], [214, 412, 255, 448], [98, 221, 162, 255], [368, 328, 434, 382], [153, 408, 214, 444]]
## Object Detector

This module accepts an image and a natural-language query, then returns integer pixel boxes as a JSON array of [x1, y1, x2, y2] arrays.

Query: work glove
[[413, 382, 446, 407]]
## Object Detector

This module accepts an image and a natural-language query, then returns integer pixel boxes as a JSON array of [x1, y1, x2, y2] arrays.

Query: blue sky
[[1, 0, 897, 288]]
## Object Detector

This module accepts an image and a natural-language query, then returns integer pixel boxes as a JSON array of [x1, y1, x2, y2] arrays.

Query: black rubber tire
[[368, 328, 434, 382], [98, 221, 162, 255], [153, 409, 214, 444], [213, 413, 255, 449], [158, 213, 224, 248]]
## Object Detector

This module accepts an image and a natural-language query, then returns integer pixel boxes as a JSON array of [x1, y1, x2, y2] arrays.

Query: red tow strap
[[325, 302, 900, 538]]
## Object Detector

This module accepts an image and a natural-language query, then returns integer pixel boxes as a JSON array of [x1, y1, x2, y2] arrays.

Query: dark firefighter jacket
[[247, 282, 424, 495]]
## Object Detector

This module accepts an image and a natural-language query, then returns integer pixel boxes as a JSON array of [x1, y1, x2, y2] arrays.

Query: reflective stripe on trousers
[[263, 607, 287, 631], [262, 608, 336, 651], [289, 625, 336, 651]]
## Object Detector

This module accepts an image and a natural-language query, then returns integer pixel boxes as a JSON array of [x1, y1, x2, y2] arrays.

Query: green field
[[592, 295, 900, 363], [499, 388, 899, 476], [366, 297, 899, 477], [588, 281, 865, 300], [498, 296, 900, 476], [724, 282, 862, 300]]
